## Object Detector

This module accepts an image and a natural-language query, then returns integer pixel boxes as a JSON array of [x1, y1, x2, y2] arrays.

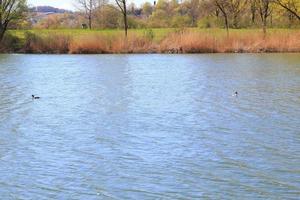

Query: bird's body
[[32, 95, 40, 99]]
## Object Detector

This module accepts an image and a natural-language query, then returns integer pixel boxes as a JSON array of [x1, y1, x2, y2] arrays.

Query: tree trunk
[[251, 6, 256, 24], [215, 2, 229, 36], [0, 30, 5, 43], [215, 9, 219, 17], [224, 14, 229, 36], [89, 15, 92, 29], [0, 23, 6, 43], [0, 1, 3, 42], [88, 0, 93, 29], [89, 10, 92, 30], [259, 0, 270, 38], [123, 1, 128, 37], [262, 17, 267, 36], [288, 13, 293, 28], [233, 14, 238, 28]]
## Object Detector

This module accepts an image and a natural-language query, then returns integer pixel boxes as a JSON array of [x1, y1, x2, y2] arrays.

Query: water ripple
[[0, 54, 299, 199]]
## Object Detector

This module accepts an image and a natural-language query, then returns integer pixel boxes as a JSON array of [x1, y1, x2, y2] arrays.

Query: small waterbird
[[32, 95, 40, 99], [234, 91, 238, 97]]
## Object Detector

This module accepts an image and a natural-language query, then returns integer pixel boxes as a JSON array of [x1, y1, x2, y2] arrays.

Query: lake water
[[0, 54, 299, 199]]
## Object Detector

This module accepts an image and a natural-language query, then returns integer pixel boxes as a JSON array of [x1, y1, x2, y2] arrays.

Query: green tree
[[185, 0, 201, 26], [0, 0, 26, 42], [94, 5, 121, 28], [149, 8, 169, 27], [142, 2, 153, 17]]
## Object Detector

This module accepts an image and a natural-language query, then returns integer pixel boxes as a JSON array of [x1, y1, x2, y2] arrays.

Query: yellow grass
[[2, 29, 300, 53], [159, 30, 300, 53], [68, 33, 154, 53]]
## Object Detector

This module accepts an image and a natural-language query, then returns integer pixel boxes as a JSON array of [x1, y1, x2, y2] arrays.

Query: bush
[[197, 16, 222, 28], [0, 33, 23, 53], [143, 29, 155, 40], [23, 31, 71, 53], [171, 15, 192, 28]]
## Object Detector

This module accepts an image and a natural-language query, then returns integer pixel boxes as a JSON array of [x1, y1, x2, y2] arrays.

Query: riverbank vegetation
[[0, 0, 300, 53], [1, 28, 300, 53]]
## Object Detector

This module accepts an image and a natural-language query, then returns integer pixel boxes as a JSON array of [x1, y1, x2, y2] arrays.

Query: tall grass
[[24, 32, 71, 53], [159, 30, 300, 53], [68, 33, 153, 53], [0, 33, 22, 53], [3, 29, 300, 53], [69, 34, 110, 54]]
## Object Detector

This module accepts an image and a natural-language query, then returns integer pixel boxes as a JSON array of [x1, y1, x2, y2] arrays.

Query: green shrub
[[23, 31, 71, 53], [143, 29, 155, 40], [0, 33, 23, 52], [197, 16, 222, 29], [171, 15, 192, 28]]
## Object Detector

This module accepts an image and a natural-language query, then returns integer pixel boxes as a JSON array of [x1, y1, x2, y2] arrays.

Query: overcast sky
[[27, 0, 146, 10]]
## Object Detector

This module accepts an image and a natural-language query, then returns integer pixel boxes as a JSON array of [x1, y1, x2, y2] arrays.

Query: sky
[[28, 0, 76, 10], [27, 0, 145, 10]]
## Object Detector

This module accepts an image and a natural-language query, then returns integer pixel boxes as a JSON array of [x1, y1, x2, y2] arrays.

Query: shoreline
[[1, 51, 300, 54]]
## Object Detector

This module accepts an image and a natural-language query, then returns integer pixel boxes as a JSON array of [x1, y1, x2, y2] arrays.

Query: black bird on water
[[32, 95, 40, 99]]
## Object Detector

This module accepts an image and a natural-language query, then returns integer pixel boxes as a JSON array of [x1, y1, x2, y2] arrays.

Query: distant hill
[[28, 6, 73, 25], [29, 6, 72, 14]]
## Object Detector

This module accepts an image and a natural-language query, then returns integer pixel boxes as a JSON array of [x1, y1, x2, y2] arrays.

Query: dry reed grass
[[69, 34, 110, 54], [69, 33, 154, 54], [24, 32, 71, 53], [159, 30, 300, 53], [11, 29, 300, 54]]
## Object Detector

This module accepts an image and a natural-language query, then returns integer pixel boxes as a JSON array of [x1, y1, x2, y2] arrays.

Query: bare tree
[[250, 0, 258, 24], [186, 0, 201, 26], [214, 0, 229, 35], [142, 2, 153, 17], [258, 0, 272, 35], [228, 0, 249, 28], [274, 0, 300, 20], [77, 0, 106, 29], [115, 0, 128, 37], [0, 0, 26, 42]]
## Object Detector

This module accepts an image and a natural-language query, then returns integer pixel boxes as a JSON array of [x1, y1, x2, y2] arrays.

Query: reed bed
[[159, 30, 300, 53], [22, 32, 71, 53], [2, 29, 300, 53]]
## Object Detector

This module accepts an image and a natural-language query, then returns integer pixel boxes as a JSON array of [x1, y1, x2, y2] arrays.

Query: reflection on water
[[0, 54, 299, 199]]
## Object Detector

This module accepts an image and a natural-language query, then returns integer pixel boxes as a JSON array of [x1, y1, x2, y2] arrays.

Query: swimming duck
[[32, 95, 40, 99]]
